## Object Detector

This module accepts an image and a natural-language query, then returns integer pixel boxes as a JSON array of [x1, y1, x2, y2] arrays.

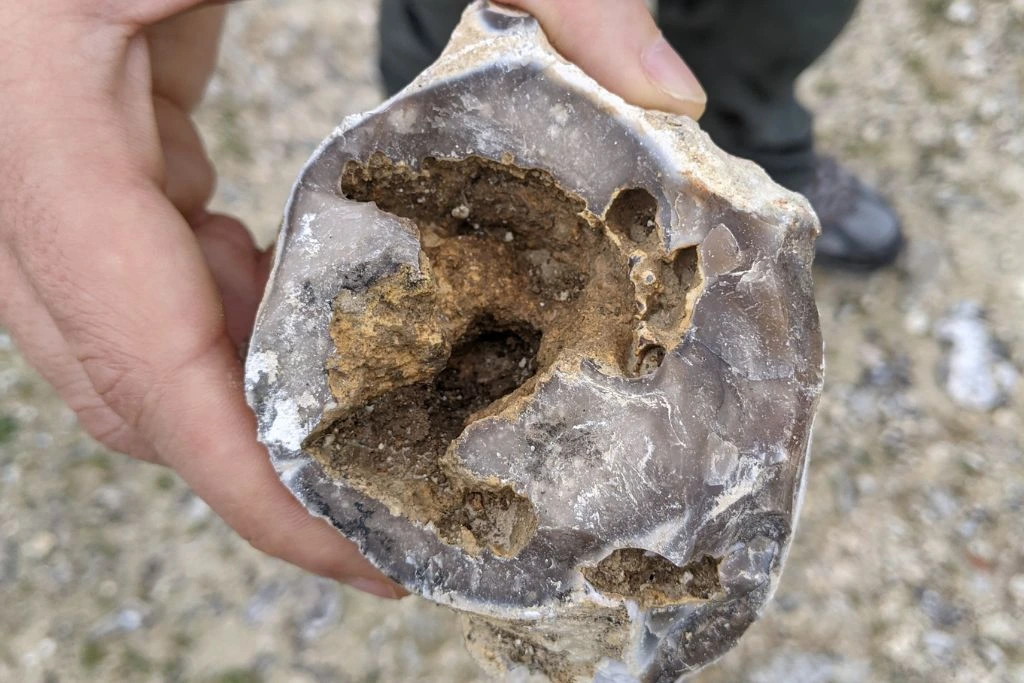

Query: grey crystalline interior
[[245, 3, 824, 681]]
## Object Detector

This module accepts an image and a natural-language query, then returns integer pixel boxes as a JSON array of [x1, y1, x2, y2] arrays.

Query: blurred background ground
[[2, 0, 1023, 681]]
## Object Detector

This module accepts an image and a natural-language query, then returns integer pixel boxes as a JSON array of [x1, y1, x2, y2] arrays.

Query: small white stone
[[1008, 574, 1024, 604], [185, 496, 212, 523], [861, 119, 884, 144], [922, 630, 956, 658], [979, 613, 1017, 645], [946, 0, 977, 24], [952, 122, 975, 149], [977, 99, 1001, 121], [856, 473, 877, 494], [451, 204, 471, 219], [904, 308, 930, 336], [25, 531, 57, 559], [1014, 277, 1024, 300], [36, 638, 56, 660]]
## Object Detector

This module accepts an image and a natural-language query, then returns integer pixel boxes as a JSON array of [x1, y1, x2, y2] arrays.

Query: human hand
[[498, 0, 706, 119], [0, 0, 402, 598]]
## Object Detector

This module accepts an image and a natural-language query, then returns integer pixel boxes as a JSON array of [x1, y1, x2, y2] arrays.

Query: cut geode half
[[244, 3, 824, 681]]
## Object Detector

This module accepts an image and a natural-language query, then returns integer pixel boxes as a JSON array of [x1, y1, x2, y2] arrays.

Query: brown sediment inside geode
[[581, 549, 723, 609], [303, 154, 703, 558]]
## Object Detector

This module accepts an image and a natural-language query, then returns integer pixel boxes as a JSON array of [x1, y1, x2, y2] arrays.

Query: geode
[[244, 3, 824, 681]]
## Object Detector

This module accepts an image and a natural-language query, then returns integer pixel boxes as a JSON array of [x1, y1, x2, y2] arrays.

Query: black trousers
[[378, 0, 858, 190]]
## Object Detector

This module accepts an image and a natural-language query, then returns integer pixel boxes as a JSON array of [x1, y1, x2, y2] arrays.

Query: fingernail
[[641, 35, 706, 106], [348, 577, 404, 600]]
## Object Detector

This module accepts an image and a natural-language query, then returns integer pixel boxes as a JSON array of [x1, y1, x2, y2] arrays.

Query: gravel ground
[[2, 1, 1023, 681]]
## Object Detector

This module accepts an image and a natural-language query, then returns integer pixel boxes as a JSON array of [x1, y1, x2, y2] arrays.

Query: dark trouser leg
[[379, 0, 470, 97], [659, 0, 857, 190]]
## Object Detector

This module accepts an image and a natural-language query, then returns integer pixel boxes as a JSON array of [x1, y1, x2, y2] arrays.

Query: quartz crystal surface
[[245, 3, 824, 681]]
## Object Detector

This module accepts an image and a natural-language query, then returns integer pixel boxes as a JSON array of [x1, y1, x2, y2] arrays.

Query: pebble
[[978, 613, 1017, 646], [977, 98, 1001, 121], [246, 582, 285, 625], [934, 302, 1018, 411], [903, 308, 930, 336], [297, 579, 341, 646], [24, 531, 57, 560], [978, 640, 1006, 667], [922, 630, 957, 658], [19, 638, 56, 669], [92, 608, 145, 638], [1008, 574, 1024, 604], [185, 496, 213, 524], [93, 485, 126, 518], [920, 589, 962, 628], [946, 0, 978, 25]]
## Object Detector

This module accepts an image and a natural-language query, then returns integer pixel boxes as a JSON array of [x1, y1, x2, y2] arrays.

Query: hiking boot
[[798, 156, 904, 269]]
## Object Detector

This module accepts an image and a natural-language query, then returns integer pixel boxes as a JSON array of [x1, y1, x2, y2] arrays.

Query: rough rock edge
[[245, 2, 824, 681]]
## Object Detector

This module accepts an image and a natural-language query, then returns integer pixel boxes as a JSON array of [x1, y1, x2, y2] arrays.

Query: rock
[[245, 3, 823, 681], [1008, 574, 1024, 604], [934, 301, 1018, 411], [903, 307, 930, 336], [245, 582, 285, 626], [24, 531, 57, 560], [922, 630, 957, 659], [90, 607, 146, 639], [183, 494, 213, 524], [919, 589, 962, 628], [978, 613, 1018, 646], [295, 578, 341, 646], [946, 0, 978, 25], [92, 485, 126, 520]]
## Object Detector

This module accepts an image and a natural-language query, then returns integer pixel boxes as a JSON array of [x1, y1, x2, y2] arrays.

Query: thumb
[[497, 0, 706, 119]]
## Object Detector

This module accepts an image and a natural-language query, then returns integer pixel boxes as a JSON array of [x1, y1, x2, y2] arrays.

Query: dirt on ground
[[1, 1, 1022, 681]]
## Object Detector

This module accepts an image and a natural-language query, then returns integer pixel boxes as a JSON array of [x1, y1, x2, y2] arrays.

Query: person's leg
[[658, 0, 857, 191], [379, 0, 470, 96], [660, 0, 902, 268]]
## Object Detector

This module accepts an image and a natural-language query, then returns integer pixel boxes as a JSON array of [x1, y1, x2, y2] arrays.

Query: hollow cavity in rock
[[581, 548, 723, 608], [303, 154, 703, 557]]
